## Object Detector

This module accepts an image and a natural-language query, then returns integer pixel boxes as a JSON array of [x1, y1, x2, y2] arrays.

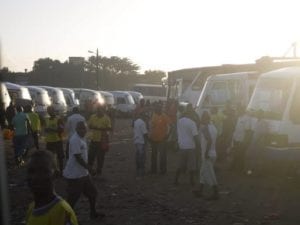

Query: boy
[[26, 150, 78, 225]]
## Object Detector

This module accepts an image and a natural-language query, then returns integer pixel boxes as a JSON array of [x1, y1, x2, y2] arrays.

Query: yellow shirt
[[45, 118, 61, 142], [88, 114, 111, 142], [27, 112, 41, 132], [26, 196, 78, 225]]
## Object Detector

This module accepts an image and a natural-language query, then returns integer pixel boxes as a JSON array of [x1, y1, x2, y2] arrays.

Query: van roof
[[99, 91, 113, 97], [26, 86, 47, 92], [5, 82, 26, 89], [207, 71, 258, 81], [261, 67, 300, 79]]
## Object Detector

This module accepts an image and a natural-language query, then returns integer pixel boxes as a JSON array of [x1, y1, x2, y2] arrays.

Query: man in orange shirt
[[149, 104, 170, 174]]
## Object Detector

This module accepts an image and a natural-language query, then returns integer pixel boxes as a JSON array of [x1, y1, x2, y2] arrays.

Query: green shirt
[[27, 112, 41, 132]]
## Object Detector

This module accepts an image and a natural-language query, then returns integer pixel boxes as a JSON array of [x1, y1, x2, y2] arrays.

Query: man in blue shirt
[[12, 105, 30, 166]]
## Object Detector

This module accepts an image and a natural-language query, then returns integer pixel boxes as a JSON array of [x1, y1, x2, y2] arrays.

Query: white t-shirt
[[65, 113, 86, 139], [177, 117, 198, 150], [133, 118, 148, 144], [233, 114, 251, 142], [63, 133, 89, 179], [200, 123, 217, 158]]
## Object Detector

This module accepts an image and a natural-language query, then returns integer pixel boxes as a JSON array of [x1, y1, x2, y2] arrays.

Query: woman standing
[[194, 111, 219, 200]]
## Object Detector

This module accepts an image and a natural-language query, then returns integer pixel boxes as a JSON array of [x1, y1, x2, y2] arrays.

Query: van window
[[117, 97, 126, 104], [205, 81, 228, 106], [289, 82, 300, 123]]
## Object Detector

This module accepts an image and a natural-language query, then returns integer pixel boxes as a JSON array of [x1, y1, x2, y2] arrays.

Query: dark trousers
[[151, 141, 167, 174], [135, 143, 146, 176], [46, 141, 64, 173], [88, 141, 106, 175], [32, 131, 39, 150], [66, 175, 98, 214], [231, 141, 246, 171], [13, 135, 26, 164]]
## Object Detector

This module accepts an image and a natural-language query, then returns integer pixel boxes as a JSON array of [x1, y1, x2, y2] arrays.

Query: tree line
[[1, 55, 166, 90]]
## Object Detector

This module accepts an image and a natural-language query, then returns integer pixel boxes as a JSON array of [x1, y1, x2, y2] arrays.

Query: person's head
[[16, 105, 23, 113], [201, 110, 211, 125], [27, 150, 56, 199], [76, 121, 87, 138], [96, 105, 105, 117], [24, 104, 32, 113], [72, 106, 80, 114], [47, 106, 56, 117], [140, 98, 145, 106]]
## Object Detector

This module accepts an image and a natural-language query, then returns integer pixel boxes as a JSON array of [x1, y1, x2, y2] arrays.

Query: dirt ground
[[5, 118, 300, 225]]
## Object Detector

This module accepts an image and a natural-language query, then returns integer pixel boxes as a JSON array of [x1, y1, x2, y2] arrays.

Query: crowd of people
[[0, 97, 270, 224]]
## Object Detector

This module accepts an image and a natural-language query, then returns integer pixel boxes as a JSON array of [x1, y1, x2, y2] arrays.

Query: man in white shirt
[[63, 121, 103, 220], [174, 113, 200, 186], [231, 109, 252, 172], [133, 113, 148, 177], [65, 107, 86, 159]]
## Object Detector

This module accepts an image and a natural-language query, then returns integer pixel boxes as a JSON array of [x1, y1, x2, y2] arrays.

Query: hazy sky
[[1, 0, 300, 72]]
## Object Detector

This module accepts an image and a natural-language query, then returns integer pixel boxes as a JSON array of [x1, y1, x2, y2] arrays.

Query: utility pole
[[88, 48, 100, 90], [96, 48, 99, 90]]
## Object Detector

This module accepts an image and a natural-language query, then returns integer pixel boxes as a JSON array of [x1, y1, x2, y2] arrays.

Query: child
[[26, 150, 78, 225]]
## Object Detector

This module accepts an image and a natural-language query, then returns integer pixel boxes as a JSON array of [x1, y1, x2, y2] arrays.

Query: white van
[[39, 86, 67, 115], [5, 82, 32, 101], [59, 88, 79, 113], [195, 72, 260, 117], [26, 86, 51, 116], [99, 91, 115, 107], [73, 88, 105, 113], [247, 67, 300, 153], [127, 91, 143, 104], [110, 91, 136, 116], [132, 84, 167, 103], [0, 82, 11, 110]]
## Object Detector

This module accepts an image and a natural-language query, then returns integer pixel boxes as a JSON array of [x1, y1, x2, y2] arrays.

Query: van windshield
[[53, 90, 66, 105], [203, 80, 240, 107], [36, 91, 51, 106], [247, 77, 292, 119]]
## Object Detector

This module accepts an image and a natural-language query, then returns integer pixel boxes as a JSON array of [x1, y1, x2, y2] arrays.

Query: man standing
[[133, 113, 148, 178], [25, 105, 41, 150], [12, 105, 30, 166], [45, 106, 64, 176], [149, 104, 170, 174], [63, 121, 102, 219], [65, 107, 86, 159], [174, 110, 200, 185], [88, 105, 111, 177]]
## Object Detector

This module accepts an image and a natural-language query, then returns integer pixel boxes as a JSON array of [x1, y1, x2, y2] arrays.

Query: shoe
[[90, 212, 105, 220]]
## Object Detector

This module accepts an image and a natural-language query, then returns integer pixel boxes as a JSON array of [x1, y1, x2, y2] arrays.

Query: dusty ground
[[5, 118, 300, 225]]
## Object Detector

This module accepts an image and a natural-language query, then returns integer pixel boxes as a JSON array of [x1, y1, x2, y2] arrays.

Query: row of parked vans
[[0, 82, 144, 117]]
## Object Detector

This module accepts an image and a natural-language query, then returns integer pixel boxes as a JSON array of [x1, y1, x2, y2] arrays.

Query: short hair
[[76, 121, 86, 129], [16, 105, 23, 112], [72, 106, 80, 113], [28, 150, 56, 170]]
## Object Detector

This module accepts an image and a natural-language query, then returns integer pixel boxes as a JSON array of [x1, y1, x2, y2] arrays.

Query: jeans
[[151, 141, 167, 174], [135, 143, 146, 176], [13, 135, 26, 162]]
